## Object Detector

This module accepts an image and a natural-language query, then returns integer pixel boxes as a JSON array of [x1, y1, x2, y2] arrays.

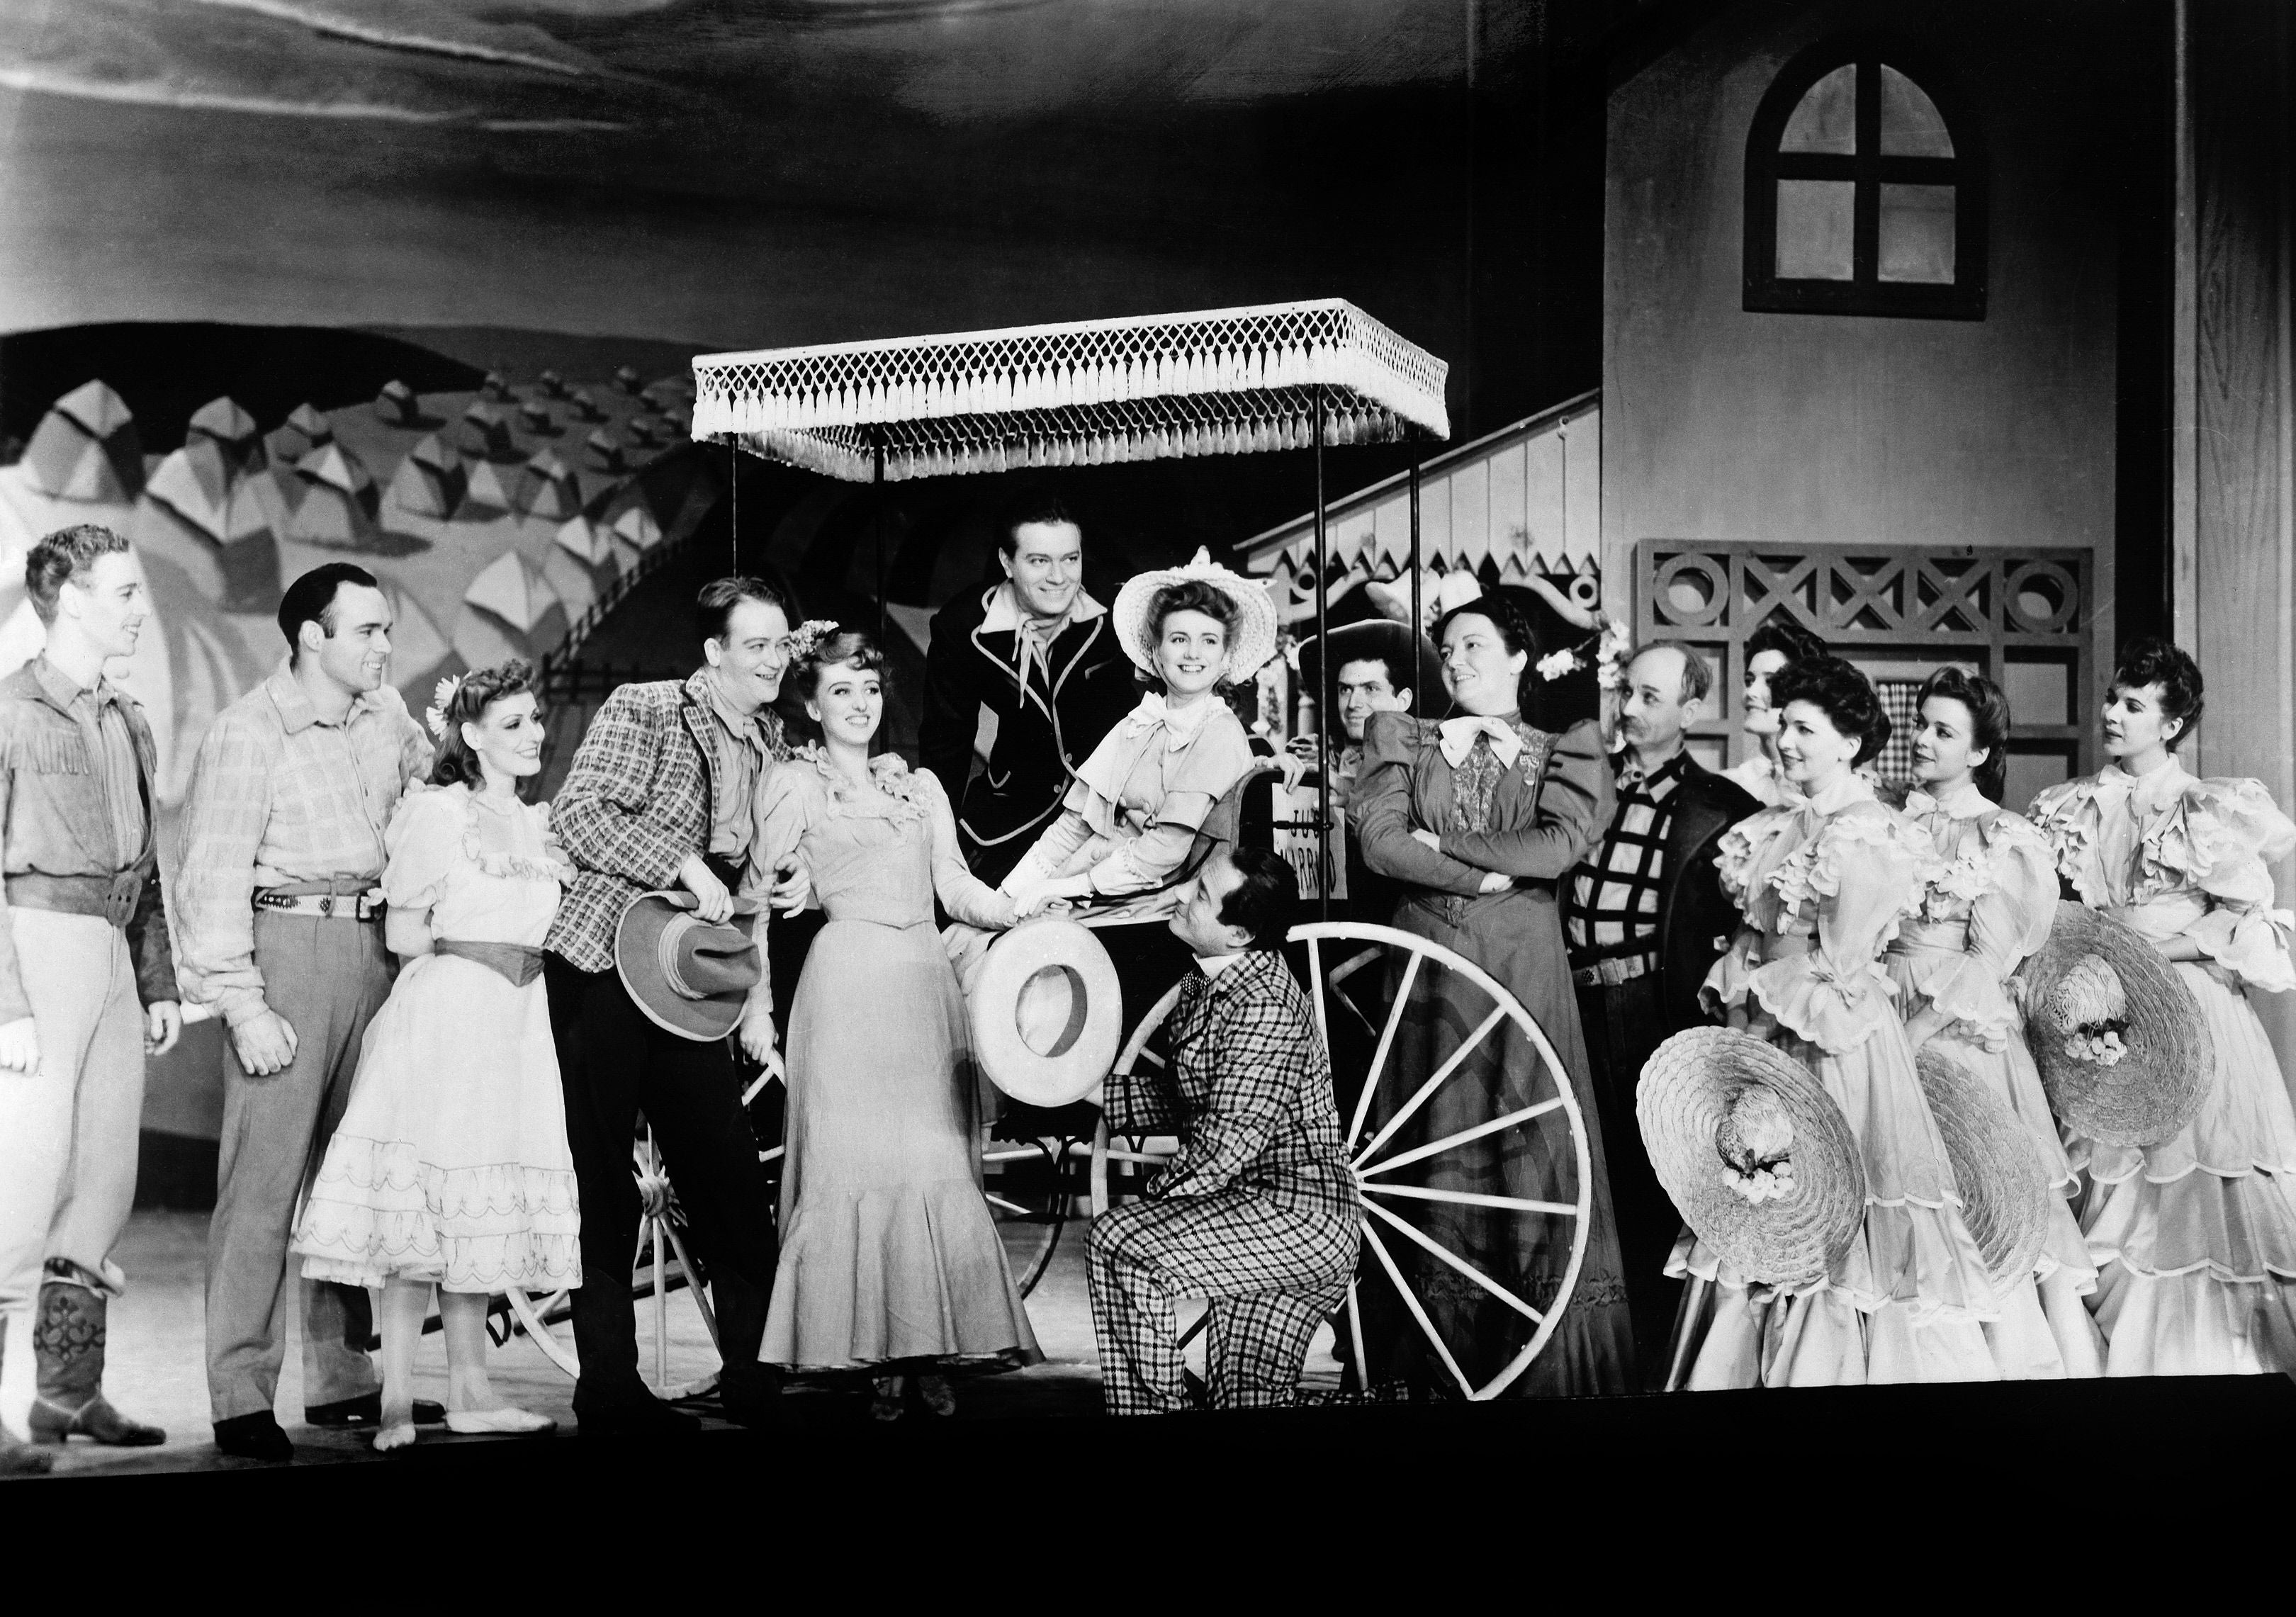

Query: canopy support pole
[[871, 429, 887, 648], [1314, 388, 1330, 925], [1409, 458, 1423, 658]]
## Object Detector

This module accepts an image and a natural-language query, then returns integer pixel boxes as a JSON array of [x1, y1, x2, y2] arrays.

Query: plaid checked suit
[[1088, 948, 1361, 1414], [544, 673, 790, 1414]]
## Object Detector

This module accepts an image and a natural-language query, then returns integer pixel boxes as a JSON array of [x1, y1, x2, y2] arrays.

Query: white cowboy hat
[[1112, 547, 1280, 681], [967, 917, 1125, 1108]]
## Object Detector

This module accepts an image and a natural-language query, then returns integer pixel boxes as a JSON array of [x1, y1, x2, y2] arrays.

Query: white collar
[[980, 580, 1105, 637], [1122, 690, 1217, 748], [2099, 757, 2188, 804], [1195, 951, 1249, 979], [1437, 713, 1524, 770], [1801, 770, 1874, 816], [1908, 779, 1992, 819]]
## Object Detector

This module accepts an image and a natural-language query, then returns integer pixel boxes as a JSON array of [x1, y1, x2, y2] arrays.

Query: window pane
[[1777, 179, 1856, 279], [1878, 66, 1954, 157], [1878, 183, 1956, 282], [1779, 64, 1857, 154]]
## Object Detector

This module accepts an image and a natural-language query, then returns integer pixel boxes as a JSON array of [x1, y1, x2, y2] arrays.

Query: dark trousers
[[1572, 973, 1681, 1390], [545, 954, 780, 1412]]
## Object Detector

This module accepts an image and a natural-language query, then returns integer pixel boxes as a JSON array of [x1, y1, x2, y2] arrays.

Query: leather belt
[[254, 886, 385, 923], [4, 870, 144, 929], [1571, 950, 1655, 989]]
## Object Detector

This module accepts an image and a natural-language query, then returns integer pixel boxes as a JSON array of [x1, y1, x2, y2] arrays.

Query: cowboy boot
[[0, 1331, 55, 1476], [28, 1261, 164, 1447]]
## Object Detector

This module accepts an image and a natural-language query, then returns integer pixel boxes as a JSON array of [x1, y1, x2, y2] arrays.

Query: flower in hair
[[788, 619, 841, 661], [423, 674, 463, 740]]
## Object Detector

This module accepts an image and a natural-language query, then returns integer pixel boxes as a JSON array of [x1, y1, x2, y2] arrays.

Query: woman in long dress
[[293, 660, 580, 1449], [2026, 636, 2296, 1374], [1353, 594, 1636, 1397], [1888, 667, 2103, 1377], [750, 626, 1052, 1419], [1669, 654, 2003, 1387]]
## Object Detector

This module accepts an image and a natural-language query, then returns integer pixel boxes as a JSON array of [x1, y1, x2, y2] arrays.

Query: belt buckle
[[103, 874, 139, 928]]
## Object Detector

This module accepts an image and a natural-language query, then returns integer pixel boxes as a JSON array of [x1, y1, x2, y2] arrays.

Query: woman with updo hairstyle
[[1001, 559, 1264, 914], [1349, 588, 1637, 1398], [745, 622, 1053, 1419], [291, 658, 582, 1449], [2028, 636, 2296, 1374], [1723, 617, 1833, 808], [1670, 652, 2010, 1387], [1885, 665, 2103, 1376]]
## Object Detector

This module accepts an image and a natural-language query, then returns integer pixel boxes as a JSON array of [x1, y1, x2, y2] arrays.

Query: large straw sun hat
[[2018, 901, 2213, 1148], [1111, 547, 1279, 681], [1914, 1044, 2051, 1288], [966, 917, 1124, 1108], [1636, 1027, 1867, 1289]]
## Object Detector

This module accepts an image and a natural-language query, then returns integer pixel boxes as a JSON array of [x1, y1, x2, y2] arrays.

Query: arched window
[[1743, 40, 1987, 319]]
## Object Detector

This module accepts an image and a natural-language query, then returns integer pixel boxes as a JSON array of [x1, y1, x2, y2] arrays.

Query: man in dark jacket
[[918, 495, 1137, 885], [1561, 639, 1757, 1386]]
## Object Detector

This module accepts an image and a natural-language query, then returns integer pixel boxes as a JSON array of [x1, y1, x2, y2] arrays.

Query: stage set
[[6, 0, 2296, 1490]]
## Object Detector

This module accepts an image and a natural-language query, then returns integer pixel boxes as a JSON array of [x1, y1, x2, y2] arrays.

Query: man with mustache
[[177, 563, 437, 1461], [1560, 639, 1756, 1389]]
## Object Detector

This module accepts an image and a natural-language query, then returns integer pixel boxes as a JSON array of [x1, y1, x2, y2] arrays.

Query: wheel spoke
[[1101, 1149, 1171, 1166], [1328, 945, 1383, 989], [662, 1220, 721, 1353], [1354, 1002, 1509, 1166], [1177, 1309, 1211, 1349], [1307, 937, 1330, 1071], [759, 1144, 784, 1165], [1346, 1280, 1366, 1395], [981, 1147, 1045, 1164], [1361, 1198, 1543, 1326], [1356, 1098, 1565, 1179], [741, 1071, 778, 1107], [1345, 948, 1421, 1153], [984, 1193, 1038, 1217], [1363, 1183, 1579, 1217], [1360, 1222, 1477, 1399]]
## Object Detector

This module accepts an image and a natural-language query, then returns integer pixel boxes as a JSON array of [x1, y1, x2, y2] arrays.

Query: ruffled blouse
[[1023, 692, 1255, 896], [1885, 784, 2058, 1045], [1701, 774, 1939, 1054], [381, 784, 570, 950], [2028, 760, 2296, 993]]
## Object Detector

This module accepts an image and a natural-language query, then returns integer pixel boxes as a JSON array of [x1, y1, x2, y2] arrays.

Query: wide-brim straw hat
[[1295, 619, 1446, 716], [1914, 1044, 2051, 1288], [2018, 901, 2213, 1148], [1112, 547, 1280, 681], [615, 891, 764, 1042], [1637, 1027, 1867, 1288], [967, 917, 1124, 1108]]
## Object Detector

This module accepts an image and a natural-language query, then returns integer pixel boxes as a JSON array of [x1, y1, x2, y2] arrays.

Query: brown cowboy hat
[[615, 891, 765, 1042], [1638, 1027, 1867, 1288], [2017, 902, 2213, 1148], [1295, 620, 1446, 719]]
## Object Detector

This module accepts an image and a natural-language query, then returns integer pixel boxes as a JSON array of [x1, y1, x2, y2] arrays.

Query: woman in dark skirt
[[1352, 595, 1636, 1397]]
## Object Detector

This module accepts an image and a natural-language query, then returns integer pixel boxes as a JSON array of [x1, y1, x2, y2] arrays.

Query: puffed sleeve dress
[[1347, 711, 1637, 1398], [2028, 760, 2296, 1375], [1667, 773, 2007, 1387]]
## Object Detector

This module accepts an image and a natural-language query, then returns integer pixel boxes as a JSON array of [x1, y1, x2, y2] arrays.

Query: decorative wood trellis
[[1634, 539, 2098, 787]]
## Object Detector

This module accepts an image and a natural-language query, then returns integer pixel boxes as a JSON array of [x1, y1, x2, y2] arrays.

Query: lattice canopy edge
[[690, 299, 1451, 483]]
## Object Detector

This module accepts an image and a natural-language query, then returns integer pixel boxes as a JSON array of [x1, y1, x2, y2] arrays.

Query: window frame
[[1743, 38, 1988, 320]]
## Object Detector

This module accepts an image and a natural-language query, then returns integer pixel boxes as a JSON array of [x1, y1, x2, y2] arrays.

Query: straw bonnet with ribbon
[[1637, 1027, 1867, 1288], [1913, 1044, 2051, 1288], [964, 916, 1123, 1108], [2016, 901, 2213, 1147], [616, 891, 765, 1041], [1112, 547, 1280, 682]]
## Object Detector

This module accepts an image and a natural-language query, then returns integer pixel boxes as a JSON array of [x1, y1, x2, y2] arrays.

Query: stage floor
[[0, 1210, 1346, 1477]]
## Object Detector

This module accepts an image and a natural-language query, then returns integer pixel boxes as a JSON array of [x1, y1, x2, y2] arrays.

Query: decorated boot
[[28, 1260, 164, 1447], [1, 1331, 55, 1476]]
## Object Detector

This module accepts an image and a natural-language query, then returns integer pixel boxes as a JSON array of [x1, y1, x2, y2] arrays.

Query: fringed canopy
[[690, 299, 1450, 483]]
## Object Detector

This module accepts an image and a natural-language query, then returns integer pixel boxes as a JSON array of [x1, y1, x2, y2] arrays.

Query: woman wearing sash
[[292, 660, 580, 1449]]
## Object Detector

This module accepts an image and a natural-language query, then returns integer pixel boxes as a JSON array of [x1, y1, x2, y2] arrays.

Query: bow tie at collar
[[2098, 760, 2188, 814], [1439, 715, 1523, 770], [1906, 780, 1991, 820], [1121, 691, 1212, 748]]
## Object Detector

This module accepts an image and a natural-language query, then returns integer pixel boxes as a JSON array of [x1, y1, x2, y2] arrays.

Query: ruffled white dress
[[293, 785, 582, 1294], [1665, 773, 2008, 1387], [1886, 782, 2103, 1377], [2028, 760, 2296, 1374]]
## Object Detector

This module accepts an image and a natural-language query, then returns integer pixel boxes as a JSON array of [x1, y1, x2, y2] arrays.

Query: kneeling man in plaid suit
[[1086, 847, 1361, 1414]]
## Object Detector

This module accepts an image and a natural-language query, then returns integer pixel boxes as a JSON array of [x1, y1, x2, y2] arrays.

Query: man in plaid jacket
[[544, 575, 806, 1436], [1086, 847, 1361, 1414]]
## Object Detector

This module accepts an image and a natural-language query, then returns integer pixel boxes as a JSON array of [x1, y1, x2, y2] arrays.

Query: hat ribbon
[[1439, 715, 1522, 770]]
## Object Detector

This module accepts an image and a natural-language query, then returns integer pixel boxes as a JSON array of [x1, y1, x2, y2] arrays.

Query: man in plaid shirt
[[543, 575, 806, 1436], [1087, 847, 1360, 1414], [177, 563, 436, 1460], [1561, 639, 1755, 1384]]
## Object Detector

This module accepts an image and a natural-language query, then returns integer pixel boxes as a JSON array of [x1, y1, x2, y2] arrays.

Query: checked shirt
[[1566, 751, 1686, 959]]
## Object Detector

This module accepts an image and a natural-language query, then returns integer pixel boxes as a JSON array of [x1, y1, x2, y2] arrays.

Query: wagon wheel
[[498, 1127, 725, 1399], [1088, 923, 1593, 1404]]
